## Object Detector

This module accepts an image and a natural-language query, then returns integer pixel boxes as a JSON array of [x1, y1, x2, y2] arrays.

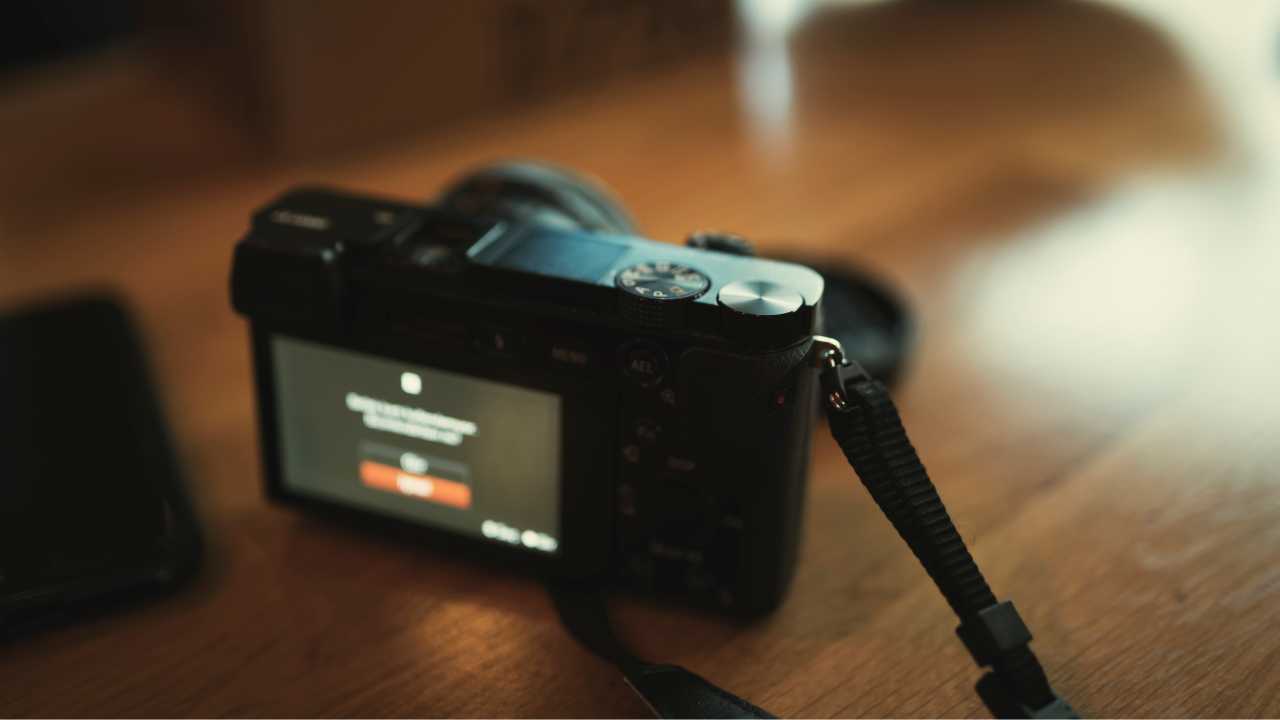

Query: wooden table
[[3, 2, 1278, 716]]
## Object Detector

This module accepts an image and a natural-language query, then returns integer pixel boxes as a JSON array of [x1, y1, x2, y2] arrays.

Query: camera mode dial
[[616, 261, 710, 329]]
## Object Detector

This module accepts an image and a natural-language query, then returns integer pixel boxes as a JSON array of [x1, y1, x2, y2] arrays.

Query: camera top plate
[[233, 187, 826, 351]]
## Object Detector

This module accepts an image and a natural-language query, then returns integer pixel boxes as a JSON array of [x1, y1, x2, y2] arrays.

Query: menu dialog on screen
[[270, 336, 562, 554]]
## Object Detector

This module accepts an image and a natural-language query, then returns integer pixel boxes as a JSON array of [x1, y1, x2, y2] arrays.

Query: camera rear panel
[[347, 300, 816, 614], [615, 336, 816, 614]]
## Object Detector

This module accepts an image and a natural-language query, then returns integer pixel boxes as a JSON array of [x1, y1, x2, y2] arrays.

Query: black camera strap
[[813, 337, 1077, 719], [551, 338, 1077, 719], [550, 580, 776, 719]]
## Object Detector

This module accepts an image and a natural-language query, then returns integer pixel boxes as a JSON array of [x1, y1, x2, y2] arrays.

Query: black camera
[[231, 164, 828, 614]]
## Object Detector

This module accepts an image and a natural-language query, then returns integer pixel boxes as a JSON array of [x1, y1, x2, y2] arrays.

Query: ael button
[[620, 340, 668, 387]]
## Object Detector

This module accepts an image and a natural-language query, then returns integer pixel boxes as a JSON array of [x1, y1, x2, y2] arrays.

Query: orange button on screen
[[359, 460, 472, 509]]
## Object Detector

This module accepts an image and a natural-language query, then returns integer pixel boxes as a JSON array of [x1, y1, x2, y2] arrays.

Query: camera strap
[[551, 337, 1077, 719], [550, 580, 775, 719], [813, 337, 1077, 719]]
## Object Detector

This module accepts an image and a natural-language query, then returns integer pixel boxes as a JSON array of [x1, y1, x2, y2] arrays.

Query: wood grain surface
[[2, 2, 1277, 716]]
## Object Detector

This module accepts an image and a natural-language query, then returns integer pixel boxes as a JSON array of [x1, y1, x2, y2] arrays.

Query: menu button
[[550, 341, 593, 369]]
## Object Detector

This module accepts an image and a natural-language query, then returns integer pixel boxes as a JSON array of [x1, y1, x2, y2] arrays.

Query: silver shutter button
[[717, 280, 803, 316]]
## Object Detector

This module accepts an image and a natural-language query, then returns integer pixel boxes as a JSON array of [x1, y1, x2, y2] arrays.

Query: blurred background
[[2, 0, 1275, 469], [2, 0, 1279, 716]]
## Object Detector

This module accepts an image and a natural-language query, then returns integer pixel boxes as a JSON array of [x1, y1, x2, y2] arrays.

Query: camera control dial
[[616, 261, 710, 328], [717, 279, 806, 343], [717, 280, 803, 316]]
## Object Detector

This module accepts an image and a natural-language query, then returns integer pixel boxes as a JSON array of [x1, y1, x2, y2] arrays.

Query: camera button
[[665, 455, 697, 473], [620, 341, 667, 386], [634, 418, 662, 445], [548, 339, 594, 369], [658, 387, 678, 408]]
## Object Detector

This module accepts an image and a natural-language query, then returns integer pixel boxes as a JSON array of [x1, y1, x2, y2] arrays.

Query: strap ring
[[809, 335, 870, 410]]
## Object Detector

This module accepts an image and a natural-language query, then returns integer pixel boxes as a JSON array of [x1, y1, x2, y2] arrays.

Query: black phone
[[0, 295, 201, 637]]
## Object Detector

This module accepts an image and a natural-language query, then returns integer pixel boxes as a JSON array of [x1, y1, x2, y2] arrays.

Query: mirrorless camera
[[231, 165, 826, 614]]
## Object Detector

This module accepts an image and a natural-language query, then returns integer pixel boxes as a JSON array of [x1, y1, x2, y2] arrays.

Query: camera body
[[232, 183, 825, 614]]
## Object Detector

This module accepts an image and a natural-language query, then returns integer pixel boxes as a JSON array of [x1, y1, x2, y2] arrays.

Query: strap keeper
[[956, 601, 1033, 667], [976, 673, 1079, 719]]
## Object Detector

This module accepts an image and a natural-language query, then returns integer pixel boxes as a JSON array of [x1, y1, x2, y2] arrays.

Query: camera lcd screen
[[270, 336, 562, 554]]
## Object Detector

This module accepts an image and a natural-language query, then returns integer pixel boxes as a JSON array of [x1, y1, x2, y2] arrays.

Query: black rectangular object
[[0, 295, 200, 635]]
